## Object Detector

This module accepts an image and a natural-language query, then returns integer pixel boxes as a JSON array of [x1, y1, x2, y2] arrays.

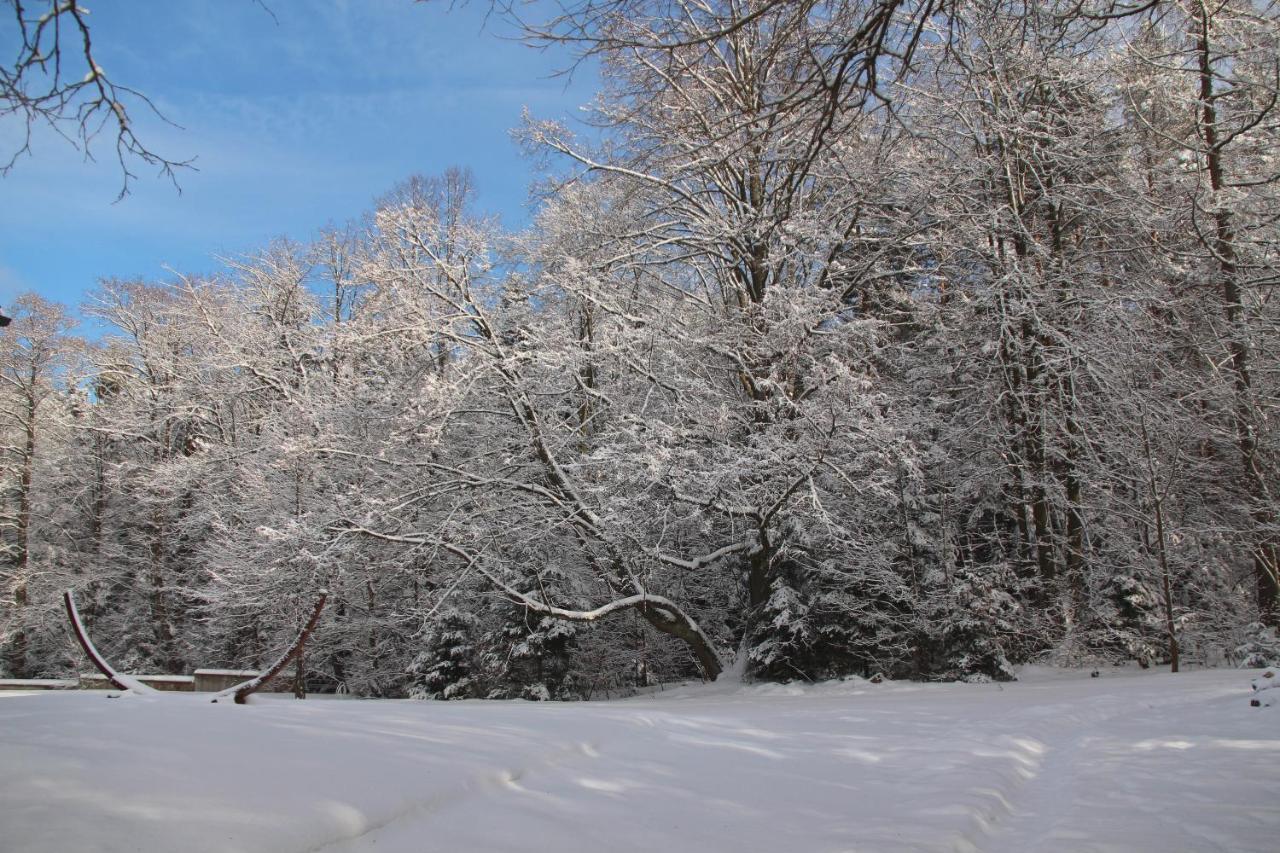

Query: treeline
[[2, 0, 1278, 696]]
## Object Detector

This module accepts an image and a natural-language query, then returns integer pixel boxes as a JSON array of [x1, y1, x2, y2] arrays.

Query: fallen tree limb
[[212, 590, 328, 705], [63, 589, 156, 695]]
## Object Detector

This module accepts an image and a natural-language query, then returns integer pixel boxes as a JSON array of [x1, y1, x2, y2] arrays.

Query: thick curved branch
[[341, 524, 725, 679]]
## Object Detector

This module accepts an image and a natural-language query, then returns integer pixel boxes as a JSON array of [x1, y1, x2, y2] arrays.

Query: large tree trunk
[[637, 603, 724, 681]]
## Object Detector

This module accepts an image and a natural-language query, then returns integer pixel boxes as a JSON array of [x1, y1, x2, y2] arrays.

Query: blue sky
[[0, 0, 594, 325]]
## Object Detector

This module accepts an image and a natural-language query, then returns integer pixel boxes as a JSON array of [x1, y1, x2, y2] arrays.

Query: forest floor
[[2, 666, 1277, 852]]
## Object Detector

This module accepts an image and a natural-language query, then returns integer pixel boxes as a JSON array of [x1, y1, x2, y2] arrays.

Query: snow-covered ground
[[2, 667, 1277, 852]]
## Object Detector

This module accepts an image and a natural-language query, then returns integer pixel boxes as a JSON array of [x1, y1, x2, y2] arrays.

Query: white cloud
[[0, 0, 597, 309]]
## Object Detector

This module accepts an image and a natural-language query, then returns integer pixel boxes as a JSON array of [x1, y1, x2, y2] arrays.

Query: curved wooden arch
[[212, 590, 328, 704], [65, 587, 328, 704], [64, 589, 155, 694]]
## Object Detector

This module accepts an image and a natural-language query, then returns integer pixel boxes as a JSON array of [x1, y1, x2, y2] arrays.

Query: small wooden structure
[[78, 674, 195, 692], [0, 679, 77, 691], [194, 669, 262, 693]]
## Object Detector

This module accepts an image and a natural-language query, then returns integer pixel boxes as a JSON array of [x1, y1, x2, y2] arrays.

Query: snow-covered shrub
[[746, 555, 914, 683], [746, 580, 814, 682], [1250, 669, 1279, 707], [1079, 574, 1164, 667], [1236, 623, 1280, 669], [923, 567, 1019, 682], [409, 609, 479, 700], [481, 607, 583, 701]]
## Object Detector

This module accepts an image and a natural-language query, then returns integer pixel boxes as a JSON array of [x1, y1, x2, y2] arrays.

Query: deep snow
[[2, 667, 1276, 852]]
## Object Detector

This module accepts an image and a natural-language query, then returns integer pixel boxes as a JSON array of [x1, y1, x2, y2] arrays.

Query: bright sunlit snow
[[3, 667, 1277, 852]]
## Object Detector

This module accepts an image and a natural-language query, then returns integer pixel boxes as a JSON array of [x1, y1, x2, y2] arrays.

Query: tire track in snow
[[956, 679, 1196, 853], [296, 739, 602, 853]]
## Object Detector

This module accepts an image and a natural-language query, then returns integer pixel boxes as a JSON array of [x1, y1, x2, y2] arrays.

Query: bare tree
[[1, 1, 195, 198], [1122, 0, 1280, 623], [0, 294, 76, 677]]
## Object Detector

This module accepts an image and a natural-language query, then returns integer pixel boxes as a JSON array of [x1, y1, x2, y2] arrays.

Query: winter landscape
[[3, 667, 1278, 853], [4, 0, 1280, 850]]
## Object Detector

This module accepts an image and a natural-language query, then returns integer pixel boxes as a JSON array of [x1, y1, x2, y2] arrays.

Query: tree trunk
[[637, 604, 724, 681]]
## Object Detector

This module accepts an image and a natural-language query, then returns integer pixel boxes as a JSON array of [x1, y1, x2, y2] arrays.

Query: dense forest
[[3, 0, 1278, 698]]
